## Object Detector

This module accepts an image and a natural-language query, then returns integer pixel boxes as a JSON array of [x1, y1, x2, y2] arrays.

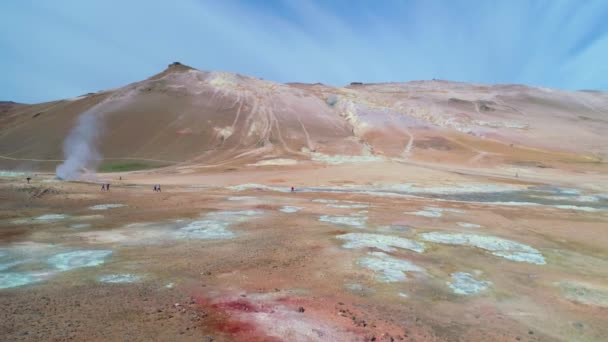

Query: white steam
[[56, 91, 132, 180], [56, 84, 138, 180], [56, 108, 103, 180]]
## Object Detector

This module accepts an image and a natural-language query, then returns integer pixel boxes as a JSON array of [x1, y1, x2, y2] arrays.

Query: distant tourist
[[101, 184, 106, 191], [291, 186, 295, 192], [106, 183, 110, 191]]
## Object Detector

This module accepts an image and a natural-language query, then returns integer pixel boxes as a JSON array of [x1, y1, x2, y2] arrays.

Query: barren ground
[[1, 161, 607, 341]]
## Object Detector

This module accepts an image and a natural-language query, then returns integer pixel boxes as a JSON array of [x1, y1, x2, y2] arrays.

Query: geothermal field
[[1, 64, 607, 341]]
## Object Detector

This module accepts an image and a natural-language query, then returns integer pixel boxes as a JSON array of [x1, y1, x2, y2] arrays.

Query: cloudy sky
[[1, 0, 607, 103]]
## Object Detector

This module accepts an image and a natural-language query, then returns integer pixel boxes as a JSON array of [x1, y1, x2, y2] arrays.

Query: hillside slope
[[1, 63, 606, 174]]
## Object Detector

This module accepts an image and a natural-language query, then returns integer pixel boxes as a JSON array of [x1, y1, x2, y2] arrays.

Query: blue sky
[[1, 0, 607, 103]]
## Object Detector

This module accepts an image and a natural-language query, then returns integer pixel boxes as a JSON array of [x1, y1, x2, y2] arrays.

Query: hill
[[1, 63, 606, 178]]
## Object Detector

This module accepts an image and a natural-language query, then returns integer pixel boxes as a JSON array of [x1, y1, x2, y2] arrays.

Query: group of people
[[100, 183, 162, 192]]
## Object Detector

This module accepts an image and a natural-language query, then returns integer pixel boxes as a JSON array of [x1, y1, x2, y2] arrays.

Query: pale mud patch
[[319, 215, 367, 228], [556, 281, 608, 308], [419, 232, 546, 265], [80, 210, 265, 244], [345, 283, 364, 292], [89, 203, 126, 210], [0, 171, 28, 177], [447, 272, 492, 295], [407, 209, 442, 218], [0, 243, 114, 289], [375, 183, 521, 195], [11, 214, 102, 225], [72, 215, 104, 221], [352, 210, 368, 216], [358, 252, 425, 282], [0, 272, 51, 289], [377, 225, 414, 234], [249, 158, 298, 166], [34, 214, 68, 221], [336, 233, 425, 253], [279, 206, 302, 213], [457, 222, 482, 229], [175, 210, 264, 240], [214, 126, 233, 140], [77, 226, 170, 245], [98, 274, 142, 283], [70, 223, 92, 229], [309, 152, 384, 165], [0, 259, 26, 272], [326, 203, 369, 209], [344, 282, 376, 296], [205, 291, 362, 341], [406, 207, 464, 218], [550, 205, 601, 212], [0, 242, 57, 272], [1, 247, 53, 288], [312, 199, 369, 209], [479, 201, 604, 212], [226, 183, 288, 192], [529, 194, 599, 203], [226, 196, 257, 201], [176, 220, 235, 240], [48, 250, 113, 271], [312, 199, 338, 204]]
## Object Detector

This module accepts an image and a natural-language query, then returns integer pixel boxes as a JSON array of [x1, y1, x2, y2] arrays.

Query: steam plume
[[56, 106, 104, 180]]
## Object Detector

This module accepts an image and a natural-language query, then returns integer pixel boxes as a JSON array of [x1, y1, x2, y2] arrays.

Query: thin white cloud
[[0, 0, 606, 103]]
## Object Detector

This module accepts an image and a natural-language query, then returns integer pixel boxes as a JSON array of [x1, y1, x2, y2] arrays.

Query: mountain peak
[[167, 61, 195, 71], [146, 61, 196, 81]]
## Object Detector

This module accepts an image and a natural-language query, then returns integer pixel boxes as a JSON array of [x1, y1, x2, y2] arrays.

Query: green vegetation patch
[[98, 161, 169, 172]]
